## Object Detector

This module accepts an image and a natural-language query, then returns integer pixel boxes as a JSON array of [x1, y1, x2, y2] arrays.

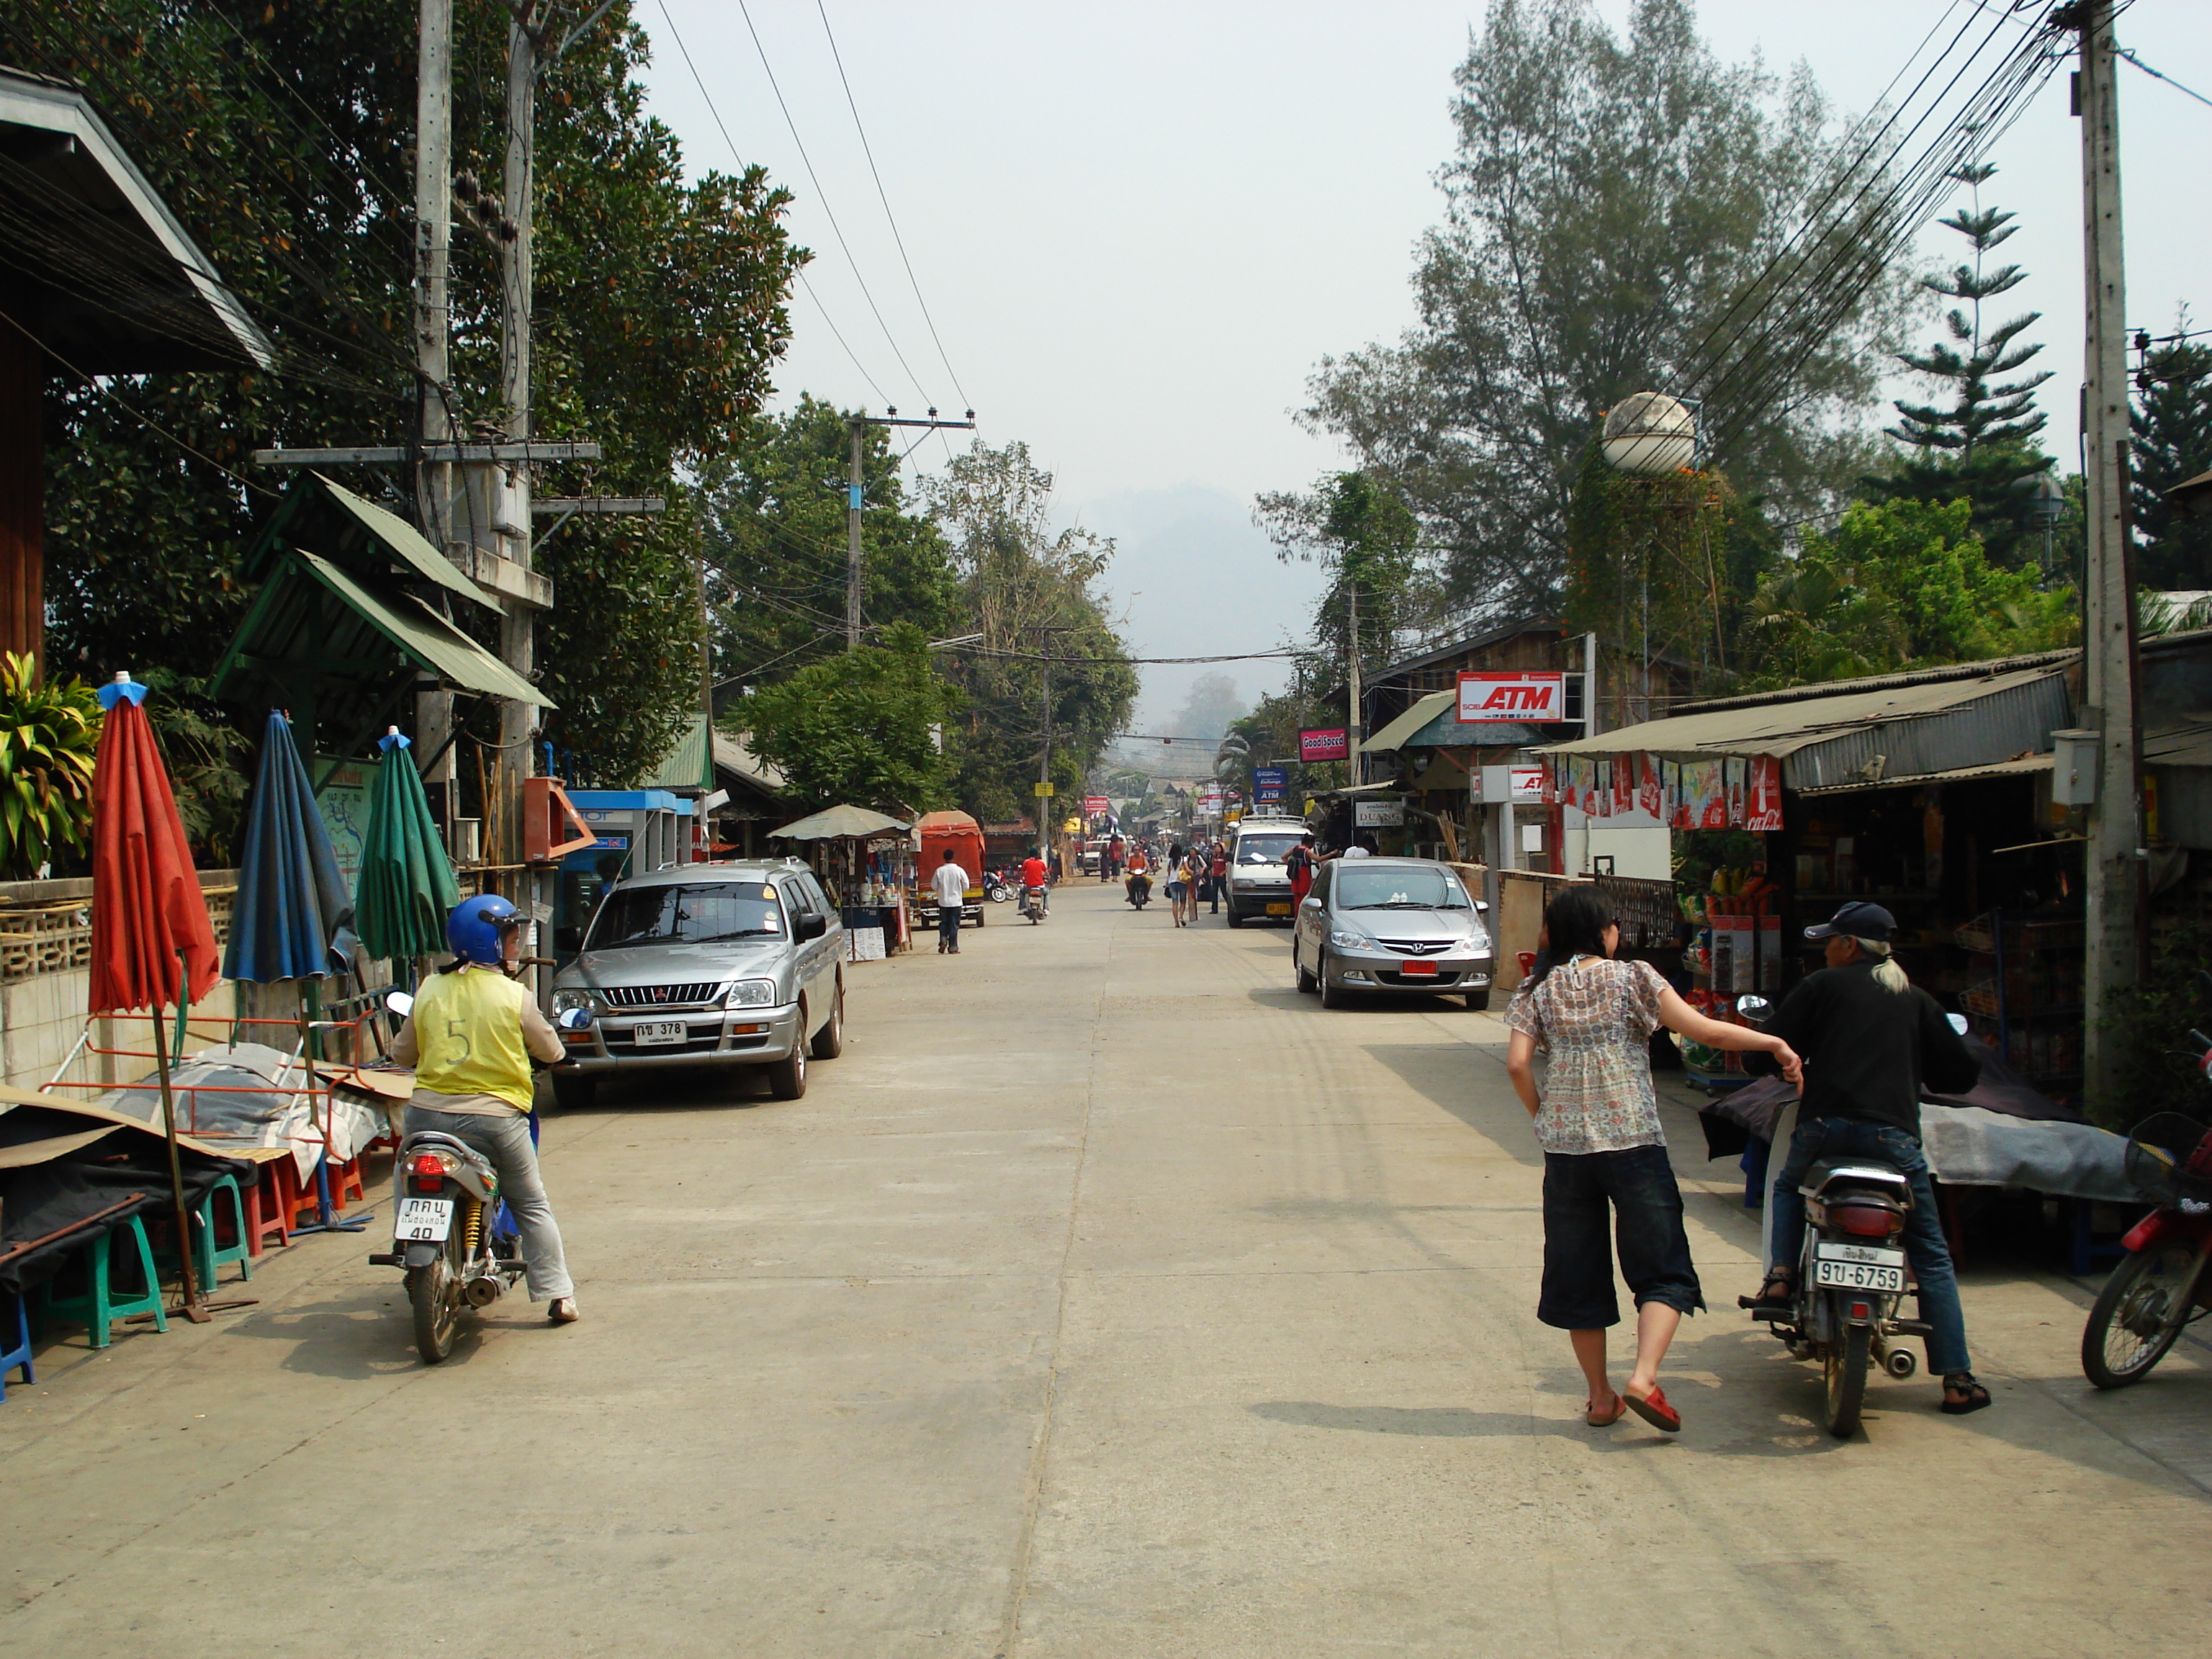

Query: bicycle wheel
[[2082, 1244, 2199, 1388]]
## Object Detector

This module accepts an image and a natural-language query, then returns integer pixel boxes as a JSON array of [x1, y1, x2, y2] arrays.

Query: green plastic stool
[[40, 1214, 168, 1348], [192, 1174, 252, 1287]]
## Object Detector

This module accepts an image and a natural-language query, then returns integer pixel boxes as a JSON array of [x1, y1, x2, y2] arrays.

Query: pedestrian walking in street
[[1106, 832, 1124, 882], [1503, 886, 1801, 1433], [933, 850, 968, 953], [1208, 839, 1228, 914], [1287, 833, 1316, 909], [1166, 840, 1189, 926]]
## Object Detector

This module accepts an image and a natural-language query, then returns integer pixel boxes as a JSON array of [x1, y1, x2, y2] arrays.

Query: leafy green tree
[[12, 2, 804, 788], [920, 441, 1136, 824], [1863, 166, 2053, 567], [1256, 470, 1422, 712], [1295, 0, 1908, 615], [2131, 332, 2212, 590], [739, 624, 960, 812], [1740, 498, 2073, 686]]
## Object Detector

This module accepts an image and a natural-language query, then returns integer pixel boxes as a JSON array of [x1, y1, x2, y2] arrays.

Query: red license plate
[[1399, 959, 1438, 976]]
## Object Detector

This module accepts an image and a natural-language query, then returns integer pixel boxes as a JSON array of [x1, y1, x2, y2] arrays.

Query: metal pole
[[413, 0, 455, 821], [2077, 1, 2140, 1107], [846, 418, 864, 648], [149, 992, 207, 1322]]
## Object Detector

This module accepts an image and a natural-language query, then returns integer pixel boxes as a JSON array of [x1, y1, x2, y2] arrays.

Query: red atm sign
[[1457, 672, 1565, 723]]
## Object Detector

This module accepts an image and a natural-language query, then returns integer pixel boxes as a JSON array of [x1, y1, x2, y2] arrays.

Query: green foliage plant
[[740, 625, 961, 813], [0, 655, 101, 880], [2131, 326, 2212, 590]]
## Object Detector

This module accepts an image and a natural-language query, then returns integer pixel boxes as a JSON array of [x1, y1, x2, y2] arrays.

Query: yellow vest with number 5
[[412, 966, 535, 1111]]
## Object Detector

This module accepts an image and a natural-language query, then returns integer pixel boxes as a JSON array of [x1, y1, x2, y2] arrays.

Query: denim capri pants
[[1539, 1143, 1705, 1328]]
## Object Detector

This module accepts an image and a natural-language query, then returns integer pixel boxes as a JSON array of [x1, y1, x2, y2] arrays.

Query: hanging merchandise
[[1636, 754, 1663, 820], [1724, 756, 1747, 827], [1745, 755, 1784, 831]]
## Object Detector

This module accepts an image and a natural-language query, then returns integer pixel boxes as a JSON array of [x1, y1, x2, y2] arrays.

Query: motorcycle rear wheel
[[1824, 1319, 1871, 1437], [2082, 1244, 2198, 1388], [407, 1249, 460, 1364]]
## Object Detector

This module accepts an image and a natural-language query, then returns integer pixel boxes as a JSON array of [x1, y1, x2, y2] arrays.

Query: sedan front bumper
[[558, 1002, 804, 1075], [1324, 947, 1495, 993]]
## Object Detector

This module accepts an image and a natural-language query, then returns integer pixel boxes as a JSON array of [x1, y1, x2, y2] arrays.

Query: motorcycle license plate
[[1398, 958, 1438, 976], [631, 1021, 687, 1046], [395, 1197, 454, 1242], [1266, 903, 1291, 915], [1812, 1243, 1907, 1293]]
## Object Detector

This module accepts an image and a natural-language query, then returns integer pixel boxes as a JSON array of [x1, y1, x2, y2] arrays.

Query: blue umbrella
[[223, 711, 350, 984]]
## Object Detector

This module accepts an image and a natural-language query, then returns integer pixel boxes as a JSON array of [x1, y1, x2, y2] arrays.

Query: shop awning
[[243, 472, 495, 609], [1361, 691, 1453, 752], [1361, 690, 1551, 753], [1539, 665, 2069, 792], [1794, 753, 2052, 796], [770, 804, 909, 841]]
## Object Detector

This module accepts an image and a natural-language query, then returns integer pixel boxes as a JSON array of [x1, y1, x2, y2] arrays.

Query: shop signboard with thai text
[[1456, 672, 1565, 723]]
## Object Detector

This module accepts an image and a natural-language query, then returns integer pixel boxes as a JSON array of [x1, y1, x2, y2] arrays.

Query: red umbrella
[[89, 673, 225, 1319]]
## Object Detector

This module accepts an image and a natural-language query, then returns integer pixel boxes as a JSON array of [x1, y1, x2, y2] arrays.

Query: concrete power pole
[[413, 0, 456, 819], [1346, 579, 1362, 791], [494, 5, 542, 864], [2075, 1, 2141, 1107]]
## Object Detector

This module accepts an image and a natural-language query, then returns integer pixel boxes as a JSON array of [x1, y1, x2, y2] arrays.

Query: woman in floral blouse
[[1504, 886, 1801, 1434]]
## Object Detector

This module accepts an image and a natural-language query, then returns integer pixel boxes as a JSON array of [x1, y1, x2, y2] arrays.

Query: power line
[[814, 0, 972, 413]]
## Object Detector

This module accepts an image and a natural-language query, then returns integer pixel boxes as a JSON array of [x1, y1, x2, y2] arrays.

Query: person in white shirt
[[932, 850, 970, 953]]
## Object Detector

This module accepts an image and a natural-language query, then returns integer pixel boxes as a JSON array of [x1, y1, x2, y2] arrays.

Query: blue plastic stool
[[0, 1289, 31, 1401], [39, 1215, 168, 1348], [192, 1174, 252, 1287]]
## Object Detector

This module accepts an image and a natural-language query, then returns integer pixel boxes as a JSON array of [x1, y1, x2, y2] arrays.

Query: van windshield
[[1236, 835, 1303, 866], [587, 882, 785, 949], [1334, 867, 1470, 910]]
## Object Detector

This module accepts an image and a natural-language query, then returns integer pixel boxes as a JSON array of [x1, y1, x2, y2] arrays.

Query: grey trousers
[[402, 1106, 575, 1301]]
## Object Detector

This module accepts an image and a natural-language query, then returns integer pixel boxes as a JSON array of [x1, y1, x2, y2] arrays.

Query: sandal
[[1586, 1392, 1626, 1427], [1940, 1372, 1991, 1415], [1622, 1383, 1682, 1433], [1740, 1269, 1795, 1311]]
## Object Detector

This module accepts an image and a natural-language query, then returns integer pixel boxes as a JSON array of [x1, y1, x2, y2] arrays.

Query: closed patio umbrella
[[88, 672, 229, 1320], [354, 729, 459, 964], [223, 711, 349, 984]]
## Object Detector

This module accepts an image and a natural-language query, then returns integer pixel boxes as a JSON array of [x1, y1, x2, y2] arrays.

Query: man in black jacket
[[1750, 902, 1992, 1415]]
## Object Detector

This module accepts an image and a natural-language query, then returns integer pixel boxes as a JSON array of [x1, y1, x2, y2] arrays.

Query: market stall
[[769, 806, 914, 959]]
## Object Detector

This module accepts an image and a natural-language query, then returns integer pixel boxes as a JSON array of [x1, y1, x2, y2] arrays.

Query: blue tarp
[[222, 711, 351, 982]]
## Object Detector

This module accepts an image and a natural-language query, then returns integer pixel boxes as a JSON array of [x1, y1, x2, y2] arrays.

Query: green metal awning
[[292, 552, 543, 703], [243, 471, 495, 611]]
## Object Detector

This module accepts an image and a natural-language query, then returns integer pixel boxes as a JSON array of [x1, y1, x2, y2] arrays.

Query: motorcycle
[[1735, 994, 1954, 1437], [2080, 1008, 2212, 1387], [367, 991, 589, 1363], [1125, 871, 1152, 909], [984, 868, 1015, 904], [1020, 884, 1049, 924]]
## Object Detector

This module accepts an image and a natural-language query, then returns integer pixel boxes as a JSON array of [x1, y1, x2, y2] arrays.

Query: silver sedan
[[1291, 856, 1494, 1011]]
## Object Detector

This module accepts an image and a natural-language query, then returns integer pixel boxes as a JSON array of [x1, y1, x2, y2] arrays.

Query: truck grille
[[603, 982, 721, 1008]]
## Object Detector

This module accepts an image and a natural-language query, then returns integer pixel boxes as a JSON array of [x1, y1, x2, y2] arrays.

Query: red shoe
[[1622, 1383, 1681, 1433]]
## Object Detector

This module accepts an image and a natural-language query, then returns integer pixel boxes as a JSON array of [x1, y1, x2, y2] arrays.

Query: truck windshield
[[1334, 867, 1470, 910], [1236, 835, 1302, 866], [587, 883, 785, 948]]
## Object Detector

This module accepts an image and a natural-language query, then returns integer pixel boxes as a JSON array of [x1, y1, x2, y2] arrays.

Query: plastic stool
[[0, 1289, 32, 1401], [328, 1154, 366, 1210], [39, 1215, 167, 1348], [192, 1174, 252, 1287], [245, 1159, 293, 1255], [286, 1159, 325, 1230]]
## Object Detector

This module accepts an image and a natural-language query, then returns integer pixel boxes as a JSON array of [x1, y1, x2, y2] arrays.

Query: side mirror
[[796, 912, 828, 942], [557, 1006, 595, 1032], [1947, 1012, 1970, 1035], [385, 989, 415, 1020], [1735, 994, 1771, 1025]]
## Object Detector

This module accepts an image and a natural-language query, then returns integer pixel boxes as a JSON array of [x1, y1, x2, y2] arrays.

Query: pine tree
[[1863, 166, 2054, 567], [2131, 329, 2212, 590]]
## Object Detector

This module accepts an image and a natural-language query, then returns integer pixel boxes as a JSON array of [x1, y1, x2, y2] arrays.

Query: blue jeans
[[1539, 1143, 1704, 1329], [1768, 1118, 1969, 1375], [402, 1106, 573, 1302], [938, 907, 960, 948]]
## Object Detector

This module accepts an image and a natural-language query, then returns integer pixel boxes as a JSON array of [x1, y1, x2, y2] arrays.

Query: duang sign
[[1299, 727, 1349, 763], [1457, 672, 1566, 723]]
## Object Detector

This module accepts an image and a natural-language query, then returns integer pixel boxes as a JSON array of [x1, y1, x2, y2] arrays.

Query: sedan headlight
[[552, 987, 598, 1014], [1465, 922, 1491, 952], [724, 978, 780, 1007], [1328, 927, 1375, 950]]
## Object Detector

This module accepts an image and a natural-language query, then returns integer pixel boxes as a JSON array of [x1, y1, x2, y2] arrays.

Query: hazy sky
[[638, 1, 2212, 729]]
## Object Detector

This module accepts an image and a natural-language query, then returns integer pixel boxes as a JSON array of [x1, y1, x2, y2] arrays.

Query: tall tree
[[1296, 0, 1907, 619], [740, 624, 961, 812], [2131, 330, 2212, 590], [1863, 165, 2053, 568], [1257, 470, 1423, 703]]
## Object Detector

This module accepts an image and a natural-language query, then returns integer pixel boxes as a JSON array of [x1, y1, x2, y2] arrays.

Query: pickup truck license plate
[[631, 1021, 687, 1046], [1265, 902, 1292, 915], [1398, 958, 1438, 976], [1812, 1243, 1907, 1293], [395, 1197, 454, 1242]]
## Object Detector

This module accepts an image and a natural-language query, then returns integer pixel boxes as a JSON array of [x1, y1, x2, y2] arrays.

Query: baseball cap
[[1805, 901, 1895, 943]]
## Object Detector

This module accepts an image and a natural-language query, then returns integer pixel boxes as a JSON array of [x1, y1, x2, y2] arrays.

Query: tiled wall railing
[[0, 875, 238, 987]]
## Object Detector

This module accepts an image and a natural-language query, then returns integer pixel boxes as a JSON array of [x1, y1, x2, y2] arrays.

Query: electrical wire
[[814, 0, 972, 413]]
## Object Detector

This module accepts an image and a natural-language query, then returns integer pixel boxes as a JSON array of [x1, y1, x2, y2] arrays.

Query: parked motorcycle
[[1125, 871, 1152, 909], [2082, 1078, 2212, 1388], [1735, 994, 1951, 1437], [1020, 884, 1049, 924], [984, 868, 1015, 904]]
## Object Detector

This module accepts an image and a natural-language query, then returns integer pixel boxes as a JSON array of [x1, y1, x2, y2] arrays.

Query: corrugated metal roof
[[1795, 754, 2053, 796], [641, 716, 788, 794], [314, 473, 493, 609], [1671, 649, 2078, 715], [1359, 691, 1454, 752], [294, 552, 548, 705], [2145, 717, 2212, 768]]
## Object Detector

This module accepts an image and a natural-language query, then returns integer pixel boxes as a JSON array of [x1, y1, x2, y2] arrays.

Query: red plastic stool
[[245, 1159, 294, 1256], [328, 1154, 367, 1210]]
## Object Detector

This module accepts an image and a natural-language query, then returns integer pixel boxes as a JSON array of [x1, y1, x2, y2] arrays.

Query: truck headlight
[[552, 987, 598, 1014], [724, 979, 778, 1007]]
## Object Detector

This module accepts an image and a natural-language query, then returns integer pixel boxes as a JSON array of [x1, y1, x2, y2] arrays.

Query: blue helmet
[[447, 894, 521, 966]]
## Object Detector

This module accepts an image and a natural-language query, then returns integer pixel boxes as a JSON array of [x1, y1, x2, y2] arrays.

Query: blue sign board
[[1254, 767, 1287, 791]]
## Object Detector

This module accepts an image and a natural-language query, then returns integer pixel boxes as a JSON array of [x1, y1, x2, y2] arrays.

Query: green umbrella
[[354, 729, 461, 961]]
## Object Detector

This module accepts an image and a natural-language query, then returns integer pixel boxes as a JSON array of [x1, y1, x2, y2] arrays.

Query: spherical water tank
[[1601, 392, 1697, 475]]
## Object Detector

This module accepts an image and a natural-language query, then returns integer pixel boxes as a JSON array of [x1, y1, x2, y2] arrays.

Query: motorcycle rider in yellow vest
[[392, 894, 577, 1323]]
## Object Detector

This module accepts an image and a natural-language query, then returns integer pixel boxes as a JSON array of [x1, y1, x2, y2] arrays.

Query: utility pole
[[2074, 0, 2141, 1107], [1346, 579, 1362, 788], [844, 410, 975, 648], [413, 0, 456, 824], [493, 3, 542, 869]]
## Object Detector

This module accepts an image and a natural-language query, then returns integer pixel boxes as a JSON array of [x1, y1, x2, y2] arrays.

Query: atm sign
[[1457, 672, 1565, 723]]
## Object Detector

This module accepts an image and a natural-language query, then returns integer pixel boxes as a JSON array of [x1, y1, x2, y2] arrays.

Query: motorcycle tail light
[[1833, 1204, 1901, 1238], [1849, 1301, 1871, 1321], [410, 1151, 451, 1194]]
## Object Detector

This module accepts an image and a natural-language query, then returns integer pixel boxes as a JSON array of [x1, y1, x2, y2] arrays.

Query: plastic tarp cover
[[0, 1140, 248, 1294], [1917, 1107, 2137, 1204], [94, 1041, 384, 1179]]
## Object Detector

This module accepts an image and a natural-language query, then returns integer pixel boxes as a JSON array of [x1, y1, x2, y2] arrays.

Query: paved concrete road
[[4, 881, 2208, 1656]]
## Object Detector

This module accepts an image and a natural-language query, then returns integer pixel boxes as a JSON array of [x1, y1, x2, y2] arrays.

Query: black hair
[[1526, 885, 1615, 991], [941, 849, 957, 861]]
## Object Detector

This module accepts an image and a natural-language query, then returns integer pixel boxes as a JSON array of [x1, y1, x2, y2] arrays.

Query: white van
[[1223, 816, 1310, 927]]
